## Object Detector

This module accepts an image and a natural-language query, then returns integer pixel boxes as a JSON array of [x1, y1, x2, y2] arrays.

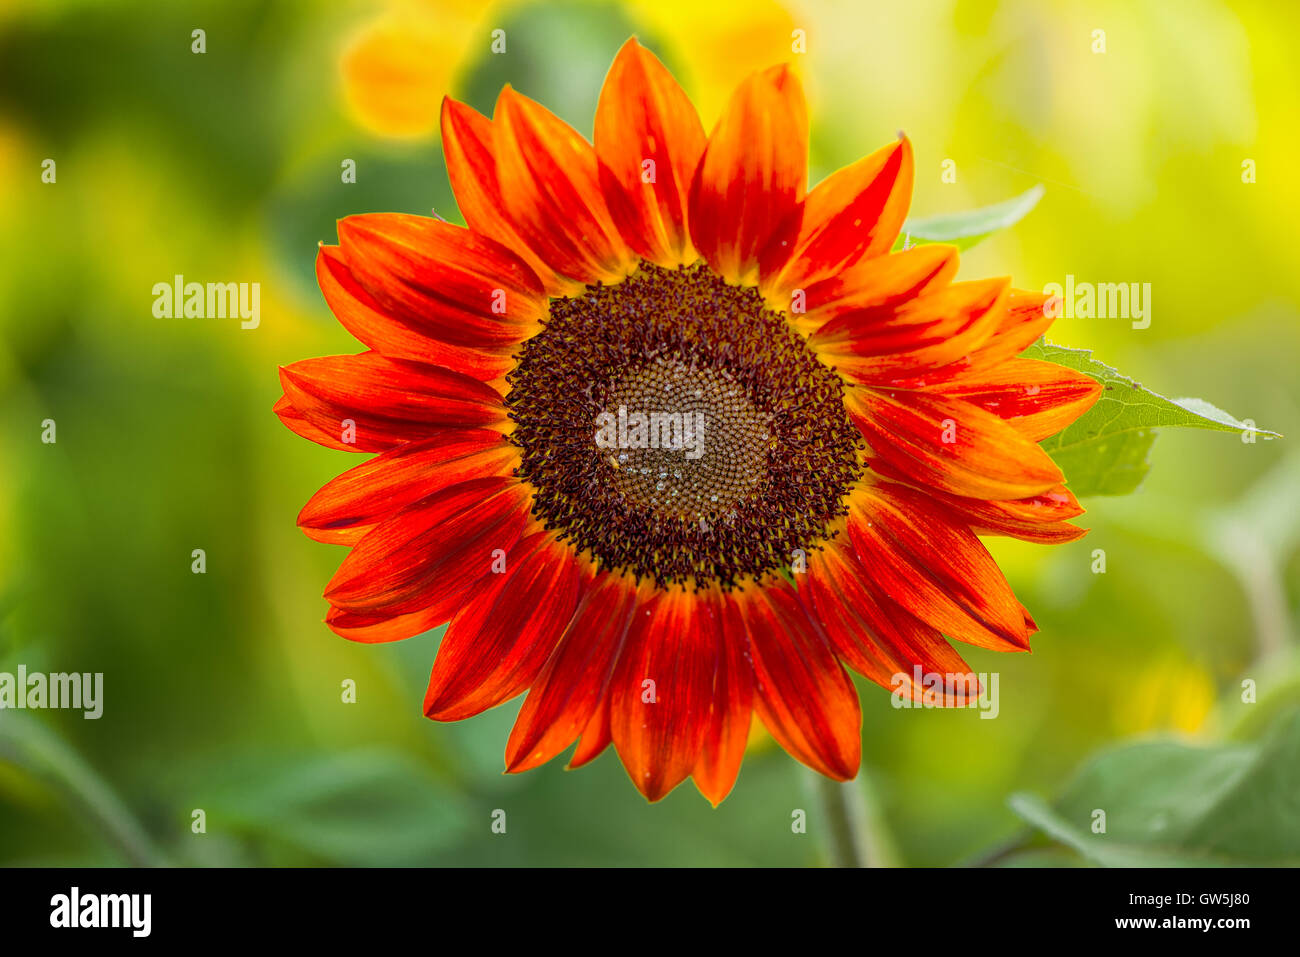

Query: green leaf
[[1023, 339, 1279, 496], [0, 712, 167, 866], [892, 185, 1045, 252], [1007, 708, 1300, 867], [202, 750, 472, 866]]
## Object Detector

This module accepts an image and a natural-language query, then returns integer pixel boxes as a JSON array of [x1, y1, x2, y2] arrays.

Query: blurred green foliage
[[1, 0, 1297, 866]]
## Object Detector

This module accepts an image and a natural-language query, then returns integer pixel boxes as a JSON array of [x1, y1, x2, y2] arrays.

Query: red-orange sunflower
[[276, 38, 1101, 804]]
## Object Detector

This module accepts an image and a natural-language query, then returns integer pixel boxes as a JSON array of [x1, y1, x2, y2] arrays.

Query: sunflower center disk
[[506, 262, 863, 589]]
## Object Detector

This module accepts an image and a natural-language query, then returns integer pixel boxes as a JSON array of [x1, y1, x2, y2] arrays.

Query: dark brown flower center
[[506, 261, 862, 589]]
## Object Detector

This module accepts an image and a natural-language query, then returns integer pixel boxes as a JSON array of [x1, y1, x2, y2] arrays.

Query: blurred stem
[[1212, 523, 1290, 662], [806, 769, 897, 867], [0, 712, 167, 867]]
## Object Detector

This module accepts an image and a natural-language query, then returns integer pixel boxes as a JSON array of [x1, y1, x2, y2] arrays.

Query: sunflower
[[276, 38, 1101, 804]]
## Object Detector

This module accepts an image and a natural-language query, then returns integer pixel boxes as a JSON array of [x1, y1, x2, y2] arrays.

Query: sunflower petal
[[932, 357, 1103, 440], [316, 246, 514, 381], [274, 393, 360, 452], [847, 482, 1031, 652], [803, 539, 981, 705], [493, 86, 634, 285], [440, 97, 575, 295], [325, 602, 453, 644], [610, 586, 718, 801], [847, 387, 1064, 500], [689, 64, 808, 283], [811, 278, 1008, 384], [869, 460, 1087, 544], [336, 213, 545, 342], [595, 37, 706, 267], [692, 590, 754, 805], [795, 244, 958, 329], [424, 533, 583, 720], [743, 584, 860, 780], [505, 574, 640, 773], [324, 476, 531, 615], [298, 429, 518, 545], [278, 354, 507, 452], [761, 136, 913, 298]]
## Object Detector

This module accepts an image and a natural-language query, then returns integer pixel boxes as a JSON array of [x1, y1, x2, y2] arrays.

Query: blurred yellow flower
[[340, 0, 501, 138], [627, 0, 801, 125], [1113, 657, 1216, 735]]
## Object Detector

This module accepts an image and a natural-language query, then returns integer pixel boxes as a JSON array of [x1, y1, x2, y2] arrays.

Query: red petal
[[691, 590, 754, 805], [760, 137, 913, 298], [424, 533, 583, 720], [689, 65, 808, 283], [968, 289, 1056, 368], [810, 278, 1008, 384], [325, 602, 453, 644], [278, 353, 507, 452], [846, 483, 1031, 652], [794, 244, 957, 330], [610, 586, 718, 801], [743, 584, 860, 780], [505, 574, 641, 773], [336, 213, 544, 344], [847, 387, 1064, 501], [274, 393, 362, 452], [569, 694, 612, 769], [298, 429, 518, 545], [440, 97, 576, 296], [932, 357, 1102, 440], [317, 246, 514, 381], [803, 539, 981, 705], [594, 38, 705, 267], [870, 460, 1087, 544], [324, 476, 531, 615], [493, 86, 633, 285]]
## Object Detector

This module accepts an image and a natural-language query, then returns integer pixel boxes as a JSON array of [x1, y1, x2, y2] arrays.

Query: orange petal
[[692, 590, 754, 806], [336, 213, 545, 341], [569, 694, 613, 769], [594, 38, 705, 267], [847, 387, 1064, 501], [324, 476, 531, 616], [506, 574, 640, 773], [424, 533, 583, 720], [298, 430, 519, 545], [609, 586, 718, 801], [274, 393, 363, 453], [810, 278, 1008, 385], [761, 137, 913, 298], [689, 64, 808, 284], [493, 86, 634, 286], [742, 584, 860, 780], [870, 460, 1087, 544], [967, 289, 1057, 368], [325, 603, 456, 644], [317, 246, 514, 381], [440, 97, 576, 296], [278, 354, 508, 452], [846, 483, 1031, 652], [932, 357, 1103, 441], [803, 539, 981, 705], [794, 244, 957, 330]]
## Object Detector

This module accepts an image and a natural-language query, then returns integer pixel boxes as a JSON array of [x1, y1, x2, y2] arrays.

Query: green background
[[1, 0, 1298, 866]]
